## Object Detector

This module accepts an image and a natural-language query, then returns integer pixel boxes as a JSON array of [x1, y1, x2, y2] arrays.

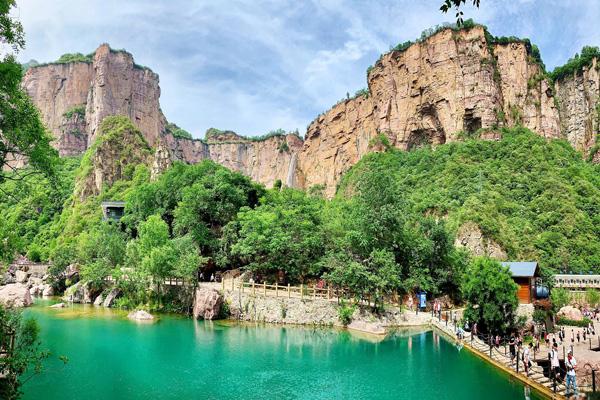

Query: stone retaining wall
[[221, 288, 431, 333]]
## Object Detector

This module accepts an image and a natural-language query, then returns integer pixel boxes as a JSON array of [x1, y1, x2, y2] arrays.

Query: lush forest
[[2, 118, 598, 317], [339, 127, 600, 274]]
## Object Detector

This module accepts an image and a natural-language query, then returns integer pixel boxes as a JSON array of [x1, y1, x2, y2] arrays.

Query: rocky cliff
[[23, 44, 165, 156], [554, 57, 600, 158], [299, 26, 567, 196], [23, 26, 600, 196]]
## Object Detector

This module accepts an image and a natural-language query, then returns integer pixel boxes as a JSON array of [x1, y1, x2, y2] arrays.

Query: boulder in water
[[193, 287, 223, 320], [94, 293, 105, 306], [103, 288, 120, 307], [128, 310, 154, 321], [49, 302, 65, 308], [0, 284, 33, 307], [63, 281, 93, 303]]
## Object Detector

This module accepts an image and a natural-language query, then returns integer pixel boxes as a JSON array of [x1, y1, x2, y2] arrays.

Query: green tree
[[550, 287, 571, 311], [0, 0, 57, 182], [462, 257, 518, 334], [229, 189, 325, 283], [586, 289, 600, 307], [0, 305, 48, 400]]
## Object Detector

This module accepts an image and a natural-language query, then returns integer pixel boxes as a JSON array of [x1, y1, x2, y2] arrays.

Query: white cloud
[[13, 0, 600, 138]]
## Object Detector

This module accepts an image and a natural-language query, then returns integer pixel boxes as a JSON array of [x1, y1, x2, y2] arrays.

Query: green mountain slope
[[337, 127, 600, 273]]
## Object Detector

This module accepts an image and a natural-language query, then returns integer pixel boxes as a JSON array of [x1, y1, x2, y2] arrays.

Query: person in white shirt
[[565, 350, 578, 396], [523, 343, 532, 376], [550, 344, 560, 380]]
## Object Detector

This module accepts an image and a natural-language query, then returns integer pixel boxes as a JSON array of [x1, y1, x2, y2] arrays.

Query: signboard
[[418, 292, 426, 309]]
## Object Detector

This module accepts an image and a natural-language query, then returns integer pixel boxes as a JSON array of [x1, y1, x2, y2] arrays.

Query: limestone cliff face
[[22, 62, 92, 156], [24, 32, 599, 197], [23, 44, 165, 155], [554, 57, 599, 156], [299, 26, 563, 196], [205, 133, 303, 188], [85, 45, 166, 147]]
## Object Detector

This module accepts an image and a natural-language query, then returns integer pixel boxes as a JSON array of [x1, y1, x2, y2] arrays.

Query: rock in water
[[0, 284, 33, 307], [49, 302, 65, 308], [63, 281, 94, 303], [103, 288, 120, 307], [128, 310, 154, 321], [193, 287, 223, 320], [94, 293, 105, 306]]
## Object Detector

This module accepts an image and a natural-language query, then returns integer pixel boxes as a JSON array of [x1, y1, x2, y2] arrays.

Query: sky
[[14, 0, 600, 139]]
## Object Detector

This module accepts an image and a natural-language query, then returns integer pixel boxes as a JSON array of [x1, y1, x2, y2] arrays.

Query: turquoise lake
[[22, 302, 542, 399]]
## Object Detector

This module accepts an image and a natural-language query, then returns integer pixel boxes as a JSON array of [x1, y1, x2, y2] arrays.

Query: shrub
[[551, 288, 571, 311], [585, 289, 600, 307], [338, 301, 356, 326], [556, 317, 592, 328], [63, 105, 86, 119]]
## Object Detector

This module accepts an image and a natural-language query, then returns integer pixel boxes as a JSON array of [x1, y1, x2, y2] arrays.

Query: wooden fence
[[220, 278, 404, 306]]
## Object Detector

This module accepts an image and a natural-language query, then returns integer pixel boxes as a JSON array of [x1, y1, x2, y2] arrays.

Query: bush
[[338, 301, 356, 326], [586, 289, 600, 307], [551, 288, 571, 311], [556, 317, 592, 328]]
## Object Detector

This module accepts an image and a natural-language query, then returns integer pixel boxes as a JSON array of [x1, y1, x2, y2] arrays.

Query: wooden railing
[[220, 278, 404, 306]]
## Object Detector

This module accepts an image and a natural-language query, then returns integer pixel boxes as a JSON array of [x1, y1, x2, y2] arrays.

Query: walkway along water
[[215, 278, 600, 399]]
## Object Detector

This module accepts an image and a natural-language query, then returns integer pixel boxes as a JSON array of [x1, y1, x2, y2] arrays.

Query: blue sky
[[15, 0, 600, 139]]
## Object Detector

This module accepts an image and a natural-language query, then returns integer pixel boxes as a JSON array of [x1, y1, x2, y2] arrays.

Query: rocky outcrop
[[23, 44, 166, 154], [454, 222, 507, 259], [22, 30, 599, 197], [103, 288, 120, 307], [63, 281, 93, 304], [554, 57, 599, 157], [23, 62, 93, 156], [75, 116, 153, 198], [193, 287, 223, 320], [0, 284, 33, 307], [300, 26, 564, 196]]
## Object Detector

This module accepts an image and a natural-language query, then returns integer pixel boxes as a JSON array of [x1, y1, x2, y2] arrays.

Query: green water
[[22, 302, 542, 400]]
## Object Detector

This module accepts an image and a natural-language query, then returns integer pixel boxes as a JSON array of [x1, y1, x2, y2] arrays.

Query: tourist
[[545, 332, 550, 348], [565, 350, 578, 396], [407, 295, 413, 311], [210, 273, 215, 282], [577, 331, 580, 343], [472, 322, 478, 337], [550, 343, 560, 380], [571, 329, 575, 345], [583, 329, 587, 341], [509, 335, 516, 364], [464, 319, 469, 332], [523, 343, 532, 376], [495, 335, 500, 348]]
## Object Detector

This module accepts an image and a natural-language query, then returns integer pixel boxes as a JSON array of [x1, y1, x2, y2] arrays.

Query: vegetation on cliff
[[339, 127, 600, 274], [165, 122, 192, 140], [549, 45, 600, 82]]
